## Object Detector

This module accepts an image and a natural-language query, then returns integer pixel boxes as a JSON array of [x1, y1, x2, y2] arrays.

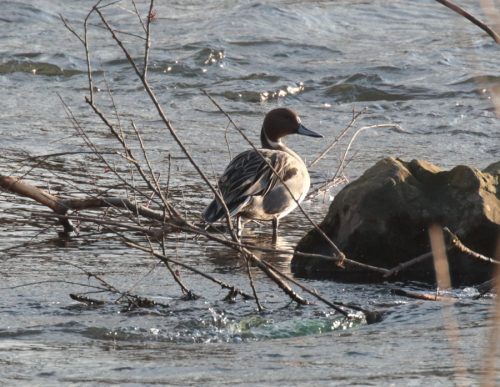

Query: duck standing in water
[[203, 108, 322, 237]]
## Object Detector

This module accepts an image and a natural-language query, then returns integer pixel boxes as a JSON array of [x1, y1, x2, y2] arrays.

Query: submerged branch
[[392, 288, 457, 302]]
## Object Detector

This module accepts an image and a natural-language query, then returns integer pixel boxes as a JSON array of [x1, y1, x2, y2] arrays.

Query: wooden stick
[[392, 287, 456, 302], [0, 175, 64, 213], [474, 278, 496, 299], [69, 293, 106, 306], [384, 251, 435, 278]]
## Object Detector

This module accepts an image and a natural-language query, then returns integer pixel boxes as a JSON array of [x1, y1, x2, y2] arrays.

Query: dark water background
[[1, 0, 499, 385]]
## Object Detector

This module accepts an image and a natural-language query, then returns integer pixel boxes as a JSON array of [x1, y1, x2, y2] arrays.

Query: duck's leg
[[272, 218, 279, 240], [236, 215, 243, 237]]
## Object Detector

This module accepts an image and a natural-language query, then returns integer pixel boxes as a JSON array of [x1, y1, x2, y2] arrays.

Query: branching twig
[[332, 123, 405, 184], [308, 107, 365, 168], [93, 6, 239, 242], [126, 240, 254, 300]]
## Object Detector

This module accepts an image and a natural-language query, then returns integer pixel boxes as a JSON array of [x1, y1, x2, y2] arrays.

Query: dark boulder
[[292, 158, 500, 285]]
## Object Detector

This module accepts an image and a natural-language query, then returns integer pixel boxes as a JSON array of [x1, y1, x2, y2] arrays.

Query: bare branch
[[59, 14, 84, 44], [244, 256, 263, 311], [126, 240, 254, 300], [444, 227, 500, 265], [436, 0, 500, 43], [143, 0, 155, 78], [308, 108, 365, 168]]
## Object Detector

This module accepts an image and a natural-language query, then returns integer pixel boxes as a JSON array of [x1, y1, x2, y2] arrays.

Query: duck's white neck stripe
[[263, 132, 281, 149]]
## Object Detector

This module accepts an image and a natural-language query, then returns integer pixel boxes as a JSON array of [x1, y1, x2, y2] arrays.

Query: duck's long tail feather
[[202, 196, 250, 223]]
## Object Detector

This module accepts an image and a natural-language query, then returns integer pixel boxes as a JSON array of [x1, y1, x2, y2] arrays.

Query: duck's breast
[[261, 155, 310, 218]]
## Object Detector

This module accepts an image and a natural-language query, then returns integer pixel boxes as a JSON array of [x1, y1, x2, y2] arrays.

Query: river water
[[1, 0, 499, 385]]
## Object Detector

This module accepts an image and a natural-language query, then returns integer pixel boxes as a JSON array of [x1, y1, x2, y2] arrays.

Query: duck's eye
[[283, 113, 298, 124]]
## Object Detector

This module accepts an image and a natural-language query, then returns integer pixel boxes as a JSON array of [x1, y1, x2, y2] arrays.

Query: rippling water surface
[[1, 0, 499, 385]]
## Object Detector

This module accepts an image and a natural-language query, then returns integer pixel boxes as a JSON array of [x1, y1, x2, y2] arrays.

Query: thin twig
[[384, 251, 436, 278], [245, 256, 263, 311], [158, 233, 197, 298], [126, 240, 254, 300], [131, 0, 147, 33], [305, 175, 348, 201], [59, 15, 85, 44], [308, 107, 365, 168], [84, 2, 103, 103], [332, 123, 405, 184], [143, 0, 154, 78], [392, 288, 456, 302]]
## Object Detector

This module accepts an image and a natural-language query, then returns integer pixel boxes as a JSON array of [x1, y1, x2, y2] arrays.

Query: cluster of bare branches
[[0, 0, 377, 321]]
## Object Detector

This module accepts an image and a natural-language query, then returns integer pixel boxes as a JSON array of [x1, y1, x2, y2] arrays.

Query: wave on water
[[74, 307, 365, 344], [0, 60, 84, 77], [0, 51, 88, 77], [1, 1, 59, 24], [318, 71, 492, 103]]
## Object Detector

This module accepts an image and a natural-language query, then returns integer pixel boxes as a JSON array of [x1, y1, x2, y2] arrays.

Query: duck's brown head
[[261, 108, 322, 149]]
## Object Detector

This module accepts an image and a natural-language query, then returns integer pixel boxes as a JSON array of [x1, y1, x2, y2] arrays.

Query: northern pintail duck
[[203, 108, 322, 237]]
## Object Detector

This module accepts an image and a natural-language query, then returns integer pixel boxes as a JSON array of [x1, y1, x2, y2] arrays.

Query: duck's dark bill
[[297, 124, 323, 138]]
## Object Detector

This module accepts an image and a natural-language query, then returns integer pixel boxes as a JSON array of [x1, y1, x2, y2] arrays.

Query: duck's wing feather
[[203, 149, 287, 222], [220, 149, 287, 199]]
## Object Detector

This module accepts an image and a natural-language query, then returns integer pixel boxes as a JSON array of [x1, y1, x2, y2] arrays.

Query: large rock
[[292, 158, 500, 285]]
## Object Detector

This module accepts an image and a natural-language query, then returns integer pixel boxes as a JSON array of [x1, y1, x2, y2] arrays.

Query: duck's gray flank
[[203, 108, 322, 237]]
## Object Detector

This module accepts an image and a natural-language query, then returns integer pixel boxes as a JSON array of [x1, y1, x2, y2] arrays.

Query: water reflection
[[203, 226, 295, 276], [245, 232, 294, 275]]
